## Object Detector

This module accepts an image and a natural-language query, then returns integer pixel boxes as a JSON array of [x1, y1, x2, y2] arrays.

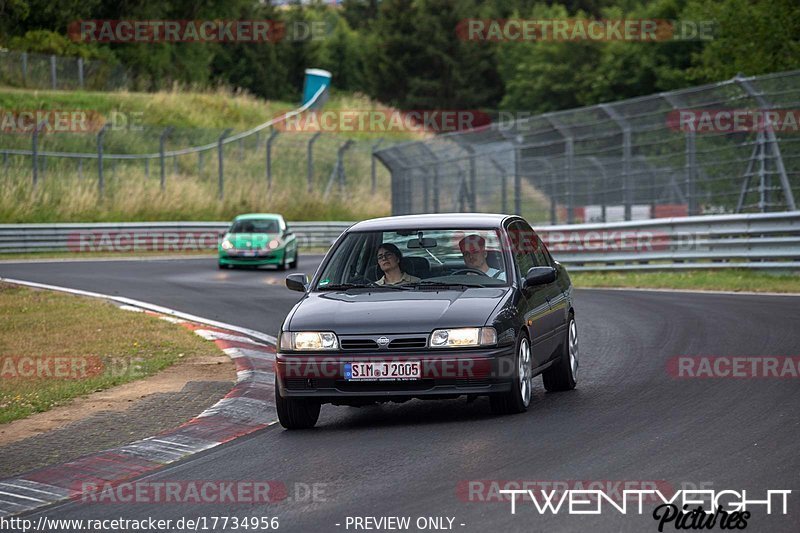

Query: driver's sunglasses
[[376, 252, 396, 261]]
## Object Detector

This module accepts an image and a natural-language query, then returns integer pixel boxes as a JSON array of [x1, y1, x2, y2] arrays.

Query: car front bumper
[[218, 248, 286, 266], [275, 345, 515, 402]]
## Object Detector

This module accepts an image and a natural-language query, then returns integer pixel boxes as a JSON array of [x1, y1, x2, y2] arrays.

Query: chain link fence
[[375, 70, 800, 224], [0, 50, 127, 91]]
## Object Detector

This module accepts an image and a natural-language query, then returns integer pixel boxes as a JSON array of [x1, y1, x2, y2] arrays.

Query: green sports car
[[218, 213, 299, 270]]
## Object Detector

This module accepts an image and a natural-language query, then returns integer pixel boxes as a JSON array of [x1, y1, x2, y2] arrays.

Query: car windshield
[[315, 228, 509, 290], [229, 219, 280, 234]]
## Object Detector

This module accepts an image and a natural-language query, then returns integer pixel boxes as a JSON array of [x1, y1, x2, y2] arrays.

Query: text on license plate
[[345, 361, 421, 381]]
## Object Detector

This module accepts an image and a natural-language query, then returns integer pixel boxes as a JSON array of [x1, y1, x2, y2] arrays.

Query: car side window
[[507, 221, 534, 280]]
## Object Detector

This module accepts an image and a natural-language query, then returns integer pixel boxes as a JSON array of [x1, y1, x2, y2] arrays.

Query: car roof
[[233, 213, 283, 220], [349, 213, 514, 231]]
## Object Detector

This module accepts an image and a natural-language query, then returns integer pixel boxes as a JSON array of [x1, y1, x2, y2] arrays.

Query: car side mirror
[[286, 273, 309, 292], [523, 266, 556, 289]]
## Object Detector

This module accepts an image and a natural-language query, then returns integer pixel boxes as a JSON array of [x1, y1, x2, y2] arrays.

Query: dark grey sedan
[[276, 213, 578, 429]]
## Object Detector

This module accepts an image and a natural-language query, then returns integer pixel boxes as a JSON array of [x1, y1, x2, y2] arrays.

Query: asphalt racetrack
[[1, 257, 798, 532]]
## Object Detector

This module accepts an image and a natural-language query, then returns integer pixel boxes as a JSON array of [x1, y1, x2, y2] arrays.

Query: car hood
[[224, 233, 277, 249], [287, 288, 511, 334]]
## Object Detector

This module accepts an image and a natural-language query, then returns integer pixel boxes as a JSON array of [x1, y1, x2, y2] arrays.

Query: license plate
[[243, 250, 257, 257], [345, 361, 421, 381]]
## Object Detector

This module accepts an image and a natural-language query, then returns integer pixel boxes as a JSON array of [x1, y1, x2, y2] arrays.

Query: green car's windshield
[[315, 228, 509, 290], [230, 219, 280, 233]]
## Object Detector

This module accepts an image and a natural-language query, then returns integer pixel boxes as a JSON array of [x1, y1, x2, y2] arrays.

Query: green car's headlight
[[280, 331, 338, 351], [221, 238, 234, 250], [430, 327, 497, 348], [268, 238, 282, 250]]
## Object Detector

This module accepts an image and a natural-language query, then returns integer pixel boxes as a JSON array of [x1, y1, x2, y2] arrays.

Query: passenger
[[458, 234, 506, 280], [375, 243, 420, 285]]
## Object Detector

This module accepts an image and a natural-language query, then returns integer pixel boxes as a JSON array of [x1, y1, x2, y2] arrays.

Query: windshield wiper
[[318, 282, 411, 291], [317, 283, 371, 291], [406, 281, 487, 289]]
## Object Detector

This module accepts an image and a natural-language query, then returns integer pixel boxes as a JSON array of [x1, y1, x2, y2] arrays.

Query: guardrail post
[[371, 139, 384, 194], [77, 58, 84, 89], [144, 158, 149, 179], [217, 128, 233, 200], [3, 151, 8, 175], [76, 157, 83, 179], [307, 132, 321, 193], [50, 55, 57, 90], [266, 129, 279, 190], [31, 120, 46, 188], [159, 127, 173, 192], [198, 151, 204, 175], [97, 124, 110, 197], [238, 138, 244, 160]]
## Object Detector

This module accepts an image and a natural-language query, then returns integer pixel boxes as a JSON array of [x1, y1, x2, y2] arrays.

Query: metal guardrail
[[0, 221, 352, 253], [537, 211, 800, 271], [0, 213, 798, 271]]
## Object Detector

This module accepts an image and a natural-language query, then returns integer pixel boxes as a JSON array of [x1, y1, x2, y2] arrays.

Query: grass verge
[[571, 269, 800, 293], [0, 282, 221, 424]]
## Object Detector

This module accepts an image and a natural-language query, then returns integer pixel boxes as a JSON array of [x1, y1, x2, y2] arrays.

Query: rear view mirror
[[407, 237, 437, 249], [286, 273, 309, 292], [523, 266, 556, 289]]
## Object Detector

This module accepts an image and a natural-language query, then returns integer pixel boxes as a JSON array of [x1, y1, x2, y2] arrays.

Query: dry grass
[[0, 282, 222, 424]]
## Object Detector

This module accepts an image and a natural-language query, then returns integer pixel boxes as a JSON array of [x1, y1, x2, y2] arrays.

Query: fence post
[[50, 55, 57, 90], [307, 132, 321, 193], [198, 151, 204, 175], [217, 128, 233, 200], [3, 151, 8, 176], [600, 104, 632, 220], [266, 129, 279, 190], [77, 158, 83, 179], [371, 138, 384, 194], [159, 127, 173, 192], [514, 139, 522, 216], [97, 124, 110, 197], [31, 120, 47, 188], [565, 137, 575, 222], [736, 74, 796, 211], [21, 52, 28, 86], [77, 58, 84, 89]]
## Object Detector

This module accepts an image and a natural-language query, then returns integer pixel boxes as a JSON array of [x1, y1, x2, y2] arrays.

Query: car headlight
[[268, 238, 282, 250], [430, 327, 497, 348], [221, 239, 234, 250], [280, 331, 338, 351]]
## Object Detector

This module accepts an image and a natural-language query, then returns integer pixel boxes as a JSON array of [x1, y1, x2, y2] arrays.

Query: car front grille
[[339, 336, 428, 351], [340, 339, 379, 350], [388, 337, 427, 349]]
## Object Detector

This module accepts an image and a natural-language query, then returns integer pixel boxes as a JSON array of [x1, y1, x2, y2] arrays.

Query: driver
[[458, 234, 506, 280]]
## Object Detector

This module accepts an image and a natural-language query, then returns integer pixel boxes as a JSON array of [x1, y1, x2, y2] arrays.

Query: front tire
[[277, 252, 287, 271], [543, 315, 578, 392], [490, 334, 532, 415], [289, 250, 299, 269], [275, 378, 320, 429]]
